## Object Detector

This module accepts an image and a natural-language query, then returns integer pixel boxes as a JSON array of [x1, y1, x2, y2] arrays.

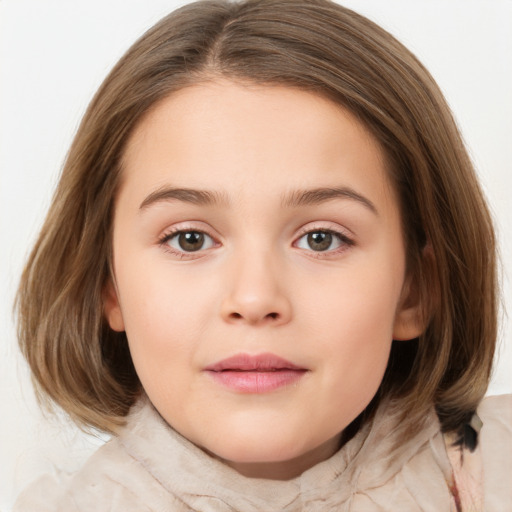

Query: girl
[[13, 0, 511, 510]]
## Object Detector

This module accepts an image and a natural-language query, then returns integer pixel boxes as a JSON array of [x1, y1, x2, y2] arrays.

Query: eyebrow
[[139, 185, 378, 215], [139, 186, 228, 210], [282, 187, 378, 215]]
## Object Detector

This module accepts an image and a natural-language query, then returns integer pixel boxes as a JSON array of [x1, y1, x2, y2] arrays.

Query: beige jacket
[[14, 395, 512, 511]]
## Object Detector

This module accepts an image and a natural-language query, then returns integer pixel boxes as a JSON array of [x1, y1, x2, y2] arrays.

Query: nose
[[220, 248, 292, 326]]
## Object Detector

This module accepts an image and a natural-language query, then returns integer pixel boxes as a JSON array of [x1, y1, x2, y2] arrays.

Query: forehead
[[119, 80, 397, 214]]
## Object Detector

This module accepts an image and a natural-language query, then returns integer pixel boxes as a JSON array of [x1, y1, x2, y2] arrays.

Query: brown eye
[[166, 231, 214, 253], [178, 232, 204, 251], [307, 232, 333, 251], [295, 229, 352, 253]]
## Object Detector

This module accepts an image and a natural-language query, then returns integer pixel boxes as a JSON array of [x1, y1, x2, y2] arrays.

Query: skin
[[104, 80, 423, 480]]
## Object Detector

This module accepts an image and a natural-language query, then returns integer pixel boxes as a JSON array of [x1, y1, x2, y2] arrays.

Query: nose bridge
[[220, 239, 291, 325]]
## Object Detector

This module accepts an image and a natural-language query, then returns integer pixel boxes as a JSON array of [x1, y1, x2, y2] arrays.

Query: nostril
[[227, 311, 280, 321]]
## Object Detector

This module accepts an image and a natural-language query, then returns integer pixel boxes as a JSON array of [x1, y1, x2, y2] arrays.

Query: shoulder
[[13, 400, 188, 512], [477, 394, 512, 510], [13, 439, 158, 512], [478, 393, 512, 454], [478, 393, 512, 427]]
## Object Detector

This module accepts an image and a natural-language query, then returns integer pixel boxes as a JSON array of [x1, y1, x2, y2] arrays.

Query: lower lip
[[206, 369, 306, 393]]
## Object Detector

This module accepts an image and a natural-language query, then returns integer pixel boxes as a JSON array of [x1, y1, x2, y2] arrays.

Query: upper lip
[[204, 353, 305, 372]]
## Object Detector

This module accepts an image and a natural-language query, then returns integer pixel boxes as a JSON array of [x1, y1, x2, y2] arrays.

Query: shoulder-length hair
[[17, 0, 497, 438]]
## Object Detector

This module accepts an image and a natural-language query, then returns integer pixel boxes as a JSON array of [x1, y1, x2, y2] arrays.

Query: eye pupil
[[307, 231, 332, 251], [178, 232, 204, 252]]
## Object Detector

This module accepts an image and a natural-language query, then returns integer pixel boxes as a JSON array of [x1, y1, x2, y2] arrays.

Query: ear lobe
[[392, 275, 426, 341], [103, 279, 125, 332], [392, 302, 425, 341], [393, 244, 437, 341]]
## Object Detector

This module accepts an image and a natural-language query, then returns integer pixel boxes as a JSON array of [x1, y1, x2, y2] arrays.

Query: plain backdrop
[[1, 0, 511, 509]]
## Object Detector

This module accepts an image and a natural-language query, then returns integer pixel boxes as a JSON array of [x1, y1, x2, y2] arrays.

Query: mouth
[[203, 353, 308, 393]]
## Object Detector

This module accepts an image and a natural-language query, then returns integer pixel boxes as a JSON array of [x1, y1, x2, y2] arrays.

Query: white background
[[1, 0, 511, 509]]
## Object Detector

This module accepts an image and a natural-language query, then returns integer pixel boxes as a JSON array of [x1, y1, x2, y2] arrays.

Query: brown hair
[[16, 0, 497, 438]]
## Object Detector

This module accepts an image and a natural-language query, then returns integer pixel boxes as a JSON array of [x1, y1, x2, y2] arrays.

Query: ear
[[393, 245, 436, 341], [103, 279, 125, 332], [392, 274, 425, 341]]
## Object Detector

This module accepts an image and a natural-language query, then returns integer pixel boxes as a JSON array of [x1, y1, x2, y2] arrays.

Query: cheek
[[314, 293, 394, 384], [304, 251, 404, 340], [300, 253, 404, 394], [114, 255, 227, 393]]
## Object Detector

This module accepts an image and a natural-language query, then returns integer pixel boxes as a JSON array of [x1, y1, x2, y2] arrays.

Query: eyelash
[[158, 226, 218, 259], [294, 225, 355, 258], [157, 225, 355, 259]]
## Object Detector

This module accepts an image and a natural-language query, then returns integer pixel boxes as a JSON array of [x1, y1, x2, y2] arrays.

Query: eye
[[163, 230, 215, 253], [295, 229, 352, 252]]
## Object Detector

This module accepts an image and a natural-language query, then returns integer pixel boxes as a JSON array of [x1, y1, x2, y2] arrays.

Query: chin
[[216, 439, 300, 464], [201, 429, 341, 480], [201, 418, 339, 471], [194, 417, 309, 464]]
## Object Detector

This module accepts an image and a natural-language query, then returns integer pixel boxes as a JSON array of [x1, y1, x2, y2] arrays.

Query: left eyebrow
[[282, 187, 378, 215]]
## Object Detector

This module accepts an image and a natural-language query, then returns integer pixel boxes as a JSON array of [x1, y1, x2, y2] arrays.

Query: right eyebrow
[[139, 186, 228, 211]]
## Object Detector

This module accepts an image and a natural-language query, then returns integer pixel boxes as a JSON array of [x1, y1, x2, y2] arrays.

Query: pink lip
[[204, 353, 307, 393]]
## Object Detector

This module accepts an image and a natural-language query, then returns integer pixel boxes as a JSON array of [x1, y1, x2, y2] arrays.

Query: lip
[[204, 353, 308, 393]]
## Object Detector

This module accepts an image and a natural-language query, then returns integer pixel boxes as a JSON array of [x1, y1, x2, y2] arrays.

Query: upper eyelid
[[295, 222, 355, 239], [158, 228, 218, 258], [156, 221, 355, 245], [160, 229, 214, 244], [294, 229, 354, 246], [292, 223, 356, 252], [158, 223, 218, 240]]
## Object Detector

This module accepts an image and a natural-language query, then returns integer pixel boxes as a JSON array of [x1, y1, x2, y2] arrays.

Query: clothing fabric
[[14, 394, 512, 511]]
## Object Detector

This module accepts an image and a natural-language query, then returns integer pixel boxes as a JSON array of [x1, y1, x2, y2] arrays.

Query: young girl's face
[[105, 80, 422, 479]]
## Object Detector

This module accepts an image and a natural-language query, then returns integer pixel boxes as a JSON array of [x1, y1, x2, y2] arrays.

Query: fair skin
[[105, 80, 423, 480]]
